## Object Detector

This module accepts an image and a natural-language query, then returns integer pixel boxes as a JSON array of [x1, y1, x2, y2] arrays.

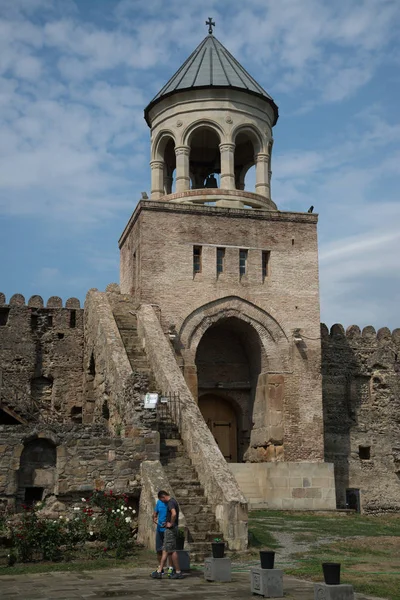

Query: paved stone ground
[[0, 567, 386, 600]]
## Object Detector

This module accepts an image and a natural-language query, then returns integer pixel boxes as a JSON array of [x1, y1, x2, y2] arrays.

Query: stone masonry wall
[[0, 293, 84, 423], [0, 424, 159, 508], [83, 289, 156, 434], [322, 323, 400, 512], [120, 201, 324, 463]]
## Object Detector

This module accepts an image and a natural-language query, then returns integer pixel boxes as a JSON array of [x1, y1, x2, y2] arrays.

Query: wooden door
[[199, 395, 237, 462]]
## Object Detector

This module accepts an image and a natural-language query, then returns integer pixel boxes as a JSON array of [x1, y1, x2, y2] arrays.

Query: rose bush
[[5, 490, 137, 564]]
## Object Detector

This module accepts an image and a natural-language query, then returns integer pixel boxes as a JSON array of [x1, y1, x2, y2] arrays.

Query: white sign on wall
[[144, 393, 159, 409]]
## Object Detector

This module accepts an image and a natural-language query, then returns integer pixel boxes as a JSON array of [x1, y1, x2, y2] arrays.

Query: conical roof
[[144, 34, 278, 126]]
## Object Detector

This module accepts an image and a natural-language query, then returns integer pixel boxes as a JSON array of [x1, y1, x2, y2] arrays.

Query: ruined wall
[[0, 425, 159, 508], [322, 324, 400, 512], [83, 288, 158, 434], [0, 293, 84, 424]]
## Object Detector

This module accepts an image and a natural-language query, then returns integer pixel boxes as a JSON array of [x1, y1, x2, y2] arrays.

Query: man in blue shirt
[[152, 491, 174, 576], [151, 490, 182, 579]]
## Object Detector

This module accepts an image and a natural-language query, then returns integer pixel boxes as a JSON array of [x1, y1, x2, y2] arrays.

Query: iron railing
[[155, 392, 181, 439]]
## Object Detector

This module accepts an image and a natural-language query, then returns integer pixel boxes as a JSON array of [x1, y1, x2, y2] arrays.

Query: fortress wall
[[0, 293, 84, 423], [321, 323, 400, 512]]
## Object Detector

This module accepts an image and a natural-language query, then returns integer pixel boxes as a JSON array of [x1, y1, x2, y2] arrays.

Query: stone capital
[[219, 142, 236, 153], [150, 160, 164, 169], [175, 145, 190, 156], [255, 152, 270, 163]]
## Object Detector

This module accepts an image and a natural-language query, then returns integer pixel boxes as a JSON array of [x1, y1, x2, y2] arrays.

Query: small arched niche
[[234, 128, 261, 192], [17, 438, 57, 508], [188, 126, 221, 190]]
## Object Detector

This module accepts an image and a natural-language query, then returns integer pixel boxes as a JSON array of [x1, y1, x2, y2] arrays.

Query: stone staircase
[[159, 424, 223, 562], [111, 297, 156, 386]]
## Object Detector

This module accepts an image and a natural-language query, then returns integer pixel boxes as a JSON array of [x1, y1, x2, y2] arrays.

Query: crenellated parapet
[[0, 293, 81, 309], [321, 322, 400, 347]]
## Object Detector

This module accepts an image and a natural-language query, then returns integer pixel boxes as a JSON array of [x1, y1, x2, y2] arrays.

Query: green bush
[[5, 490, 137, 564]]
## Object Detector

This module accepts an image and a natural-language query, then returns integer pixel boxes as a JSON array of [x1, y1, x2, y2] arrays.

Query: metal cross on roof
[[206, 17, 215, 35]]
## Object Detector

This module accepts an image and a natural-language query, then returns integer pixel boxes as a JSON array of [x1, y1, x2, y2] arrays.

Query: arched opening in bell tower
[[234, 129, 261, 193], [188, 126, 221, 190], [163, 137, 176, 194], [195, 316, 262, 461], [153, 133, 176, 196]]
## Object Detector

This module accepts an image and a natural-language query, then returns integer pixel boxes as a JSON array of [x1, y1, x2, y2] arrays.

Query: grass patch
[[248, 510, 400, 600], [248, 515, 281, 550], [250, 509, 400, 537]]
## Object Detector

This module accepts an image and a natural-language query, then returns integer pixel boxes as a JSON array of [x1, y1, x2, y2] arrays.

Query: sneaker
[[150, 570, 163, 579], [170, 571, 183, 579]]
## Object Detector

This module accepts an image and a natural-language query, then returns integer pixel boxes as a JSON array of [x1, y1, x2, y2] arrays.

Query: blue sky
[[0, 0, 399, 329]]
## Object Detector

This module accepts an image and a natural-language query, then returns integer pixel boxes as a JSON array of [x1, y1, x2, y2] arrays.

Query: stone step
[[189, 519, 219, 533], [174, 486, 205, 498], [129, 359, 150, 369], [113, 313, 137, 321], [161, 449, 188, 457], [178, 496, 212, 507], [188, 513, 217, 533], [162, 457, 192, 468], [115, 323, 137, 332], [161, 439, 182, 447], [168, 479, 201, 488], [160, 451, 187, 458], [124, 345, 145, 355], [187, 541, 214, 557], [178, 504, 213, 517], [134, 368, 153, 375], [187, 530, 222, 542], [117, 325, 138, 332], [165, 470, 198, 481], [160, 448, 188, 458]]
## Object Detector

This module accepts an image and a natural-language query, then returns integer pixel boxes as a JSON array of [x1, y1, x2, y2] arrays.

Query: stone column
[[219, 143, 235, 190], [150, 160, 164, 199], [175, 145, 191, 192], [255, 152, 271, 199], [164, 165, 173, 195]]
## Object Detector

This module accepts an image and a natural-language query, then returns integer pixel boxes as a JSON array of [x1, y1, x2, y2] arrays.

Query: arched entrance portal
[[195, 317, 262, 462], [199, 394, 238, 462]]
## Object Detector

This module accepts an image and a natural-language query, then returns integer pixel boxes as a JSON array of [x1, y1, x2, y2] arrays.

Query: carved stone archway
[[179, 297, 291, 462], [179, 295, 290, 373]]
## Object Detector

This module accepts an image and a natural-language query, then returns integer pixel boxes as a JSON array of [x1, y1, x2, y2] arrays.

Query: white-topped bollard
[[250, 567, 284, 598], [204, 557, 231, 582], [314, 583, 354, 600]]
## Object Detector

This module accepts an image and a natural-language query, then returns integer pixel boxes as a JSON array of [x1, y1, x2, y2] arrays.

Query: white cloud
[[0, 0, 399, 328]]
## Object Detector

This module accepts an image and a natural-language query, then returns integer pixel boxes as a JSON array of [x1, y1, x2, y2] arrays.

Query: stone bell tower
[[120, 21, 331, 495], [145, 22, 277, 209]]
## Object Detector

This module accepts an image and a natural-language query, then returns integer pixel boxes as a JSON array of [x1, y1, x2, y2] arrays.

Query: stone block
[[251, 567, 284, 597], [289, 477, 302, 488], [314, 583, 354, 600], [312, 477, 331, 488], [176, 550, 190, 571], [270, 476, 289, 489], [204, 557, 231, 582], [305, 487, 322, 499], [33, 469, 55, 487]]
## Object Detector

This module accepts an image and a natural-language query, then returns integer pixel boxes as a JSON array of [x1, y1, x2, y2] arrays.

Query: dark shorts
[[156, 529, 164, 552], [162, 527, 177, 552]]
